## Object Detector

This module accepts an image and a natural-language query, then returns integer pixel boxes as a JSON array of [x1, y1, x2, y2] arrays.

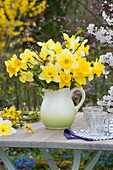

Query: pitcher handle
[[70, 87, 86, 112]]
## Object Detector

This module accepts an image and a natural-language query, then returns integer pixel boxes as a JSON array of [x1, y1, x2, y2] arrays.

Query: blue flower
[[13, 156, 35, 169], [60, 152, 64, 155], [26, 153, 29, 156], [99, 160, 105, 165], [104, 157, 108, 160], [109, 158, 113, 161], [106, 161, 112, 165], [81, 153, 85, 159], [101, 151, 105, 156], [15, 160, 19, 164]]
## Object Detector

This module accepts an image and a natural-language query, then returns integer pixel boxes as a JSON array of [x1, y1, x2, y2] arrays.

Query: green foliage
[[87, 45, 102, 62], [19, 108, 40, 123], [0, 74, 16, 110], [75, 28, 83, 36], [37, 88, 45, 96]]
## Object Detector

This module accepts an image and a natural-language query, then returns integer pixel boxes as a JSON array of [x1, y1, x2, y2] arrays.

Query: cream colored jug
[[40, 87, 85, 129]]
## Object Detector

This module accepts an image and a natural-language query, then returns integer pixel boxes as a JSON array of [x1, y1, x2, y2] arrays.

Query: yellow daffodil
[[54, 42, 63, 54], [74, 82, 82, 88], [0, 123, 11, 135], [83, 45, 90, 55], [19, 71, 34, 83], [37, 39, 55, 50], [72, 58, 90, 77], [57, 49, 79, 73], [39, 46, 55, 62], [92, 59, 104, 77], [88, 67, 94, 81], [11, 54, 27, 71], [37, 41, 46, 47], [20, 49, 38, 67], [63, 33, 80, 52], [38, 40, 62, 54], [39, 62, 60, 83], [0, 117, 16, 136], [63, 33, 72, 49], [5, 60, 18, 77], [11, 54, 21, 69], [75, 39, 90, 58], [74, 76, 86, 85], [46, 39, 55, 50], [59, 70, 71, 88]]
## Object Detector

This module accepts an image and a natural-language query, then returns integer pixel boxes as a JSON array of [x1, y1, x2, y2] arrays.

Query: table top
[[0, 112, 113, 151]]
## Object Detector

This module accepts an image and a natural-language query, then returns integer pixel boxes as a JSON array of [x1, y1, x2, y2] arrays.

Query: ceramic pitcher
[[40, 87, 85, 129]]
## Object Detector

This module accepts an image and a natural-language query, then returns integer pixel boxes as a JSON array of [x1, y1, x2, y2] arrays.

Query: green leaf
[[91, 50, 95, 54], [75, 28, 83, 36], [37, 88, 45, 96], [79, 36, 84, 41], [97, 46, 101, 50]]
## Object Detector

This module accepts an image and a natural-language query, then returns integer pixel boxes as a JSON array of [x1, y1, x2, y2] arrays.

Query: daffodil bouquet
[[5, 33, 104, 92]]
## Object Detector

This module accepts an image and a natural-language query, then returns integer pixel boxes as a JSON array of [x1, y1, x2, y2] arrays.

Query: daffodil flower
[[0, 117, 16, 136], [39, 62, 60, 83], [57, 49, 79, 73], [19, 71, 34, 83]]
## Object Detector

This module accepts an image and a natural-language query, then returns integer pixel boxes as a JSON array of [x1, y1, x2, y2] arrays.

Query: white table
[[0, 112, 113, 170]]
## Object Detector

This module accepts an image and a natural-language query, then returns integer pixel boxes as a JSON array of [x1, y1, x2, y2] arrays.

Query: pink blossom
[[85, 88, 90, 92], [72, 93, 79, 98], [38, 27, 41, 30], [76, 91, 81, 94], [57, 18, 61, 22], [66, 30, 71, 33], [53, 17, 56, 20], [89, 83, 92, 87]]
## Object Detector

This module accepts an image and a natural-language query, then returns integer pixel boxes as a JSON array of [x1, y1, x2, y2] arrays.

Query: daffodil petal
[[9, 128, 16, 135], [0, 117, 3, 123], [4, 120, 12, 127]]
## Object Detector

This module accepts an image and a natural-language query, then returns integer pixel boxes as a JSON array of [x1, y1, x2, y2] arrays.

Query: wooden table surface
[[0, 112, 113, 151]]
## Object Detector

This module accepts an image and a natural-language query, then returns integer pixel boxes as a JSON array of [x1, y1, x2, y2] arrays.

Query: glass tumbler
[[82, 106, 108, 138], [82, 106, 103, 128]]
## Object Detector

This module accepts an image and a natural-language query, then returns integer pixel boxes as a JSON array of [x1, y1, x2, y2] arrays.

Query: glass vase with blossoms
[[5, 33, 104, 129]]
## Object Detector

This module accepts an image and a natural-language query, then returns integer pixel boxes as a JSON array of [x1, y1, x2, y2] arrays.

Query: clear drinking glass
[[89, 112, 108, 136], [82, 106, 108, 138], [82, 106, 103, 128]]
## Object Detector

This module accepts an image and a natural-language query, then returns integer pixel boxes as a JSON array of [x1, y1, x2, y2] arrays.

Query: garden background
[[0, 0, 113, 169]]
